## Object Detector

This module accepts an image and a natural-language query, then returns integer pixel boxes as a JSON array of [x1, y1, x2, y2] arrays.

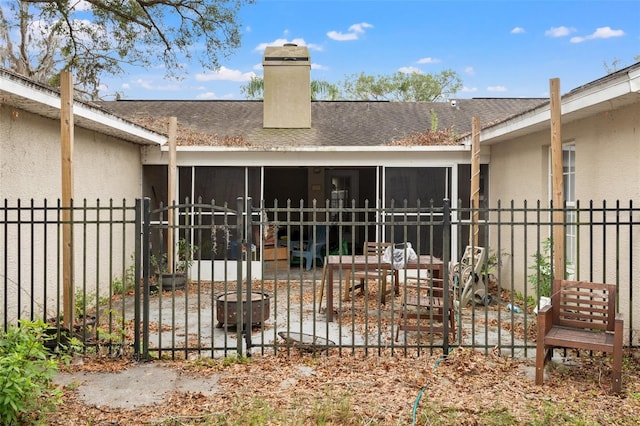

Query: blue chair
[[290, 226, 328, 270]]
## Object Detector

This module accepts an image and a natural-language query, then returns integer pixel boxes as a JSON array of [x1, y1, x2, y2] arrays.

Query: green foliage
[[2, 0, 252, 100], [341, 72, 393, 100], [0, 320, 66, 424], [177, 238, 198, 271], [240, 76, 340, 100], [482, 248, 509, 276], [151, 238, 198, 274], [311, 80, 341, 100], [430, 108, 439, 130], [221, 354, 251, 367], [341, 69, 463, 101], [527, 238, 554, 298], [527, 238, 572, 298], [243, 69, 463, 102], [310, 392, 354, 425]]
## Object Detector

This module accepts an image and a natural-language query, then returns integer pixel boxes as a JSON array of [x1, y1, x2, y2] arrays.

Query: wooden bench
[[536, 279, 623, 393]]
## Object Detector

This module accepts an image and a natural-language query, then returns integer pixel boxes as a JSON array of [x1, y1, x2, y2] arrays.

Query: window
[[547, 143, 576, 274], [563, 144, 576, 270]]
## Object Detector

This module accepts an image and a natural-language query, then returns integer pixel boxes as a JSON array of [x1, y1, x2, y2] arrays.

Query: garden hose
[[412, 347, 455, 425]]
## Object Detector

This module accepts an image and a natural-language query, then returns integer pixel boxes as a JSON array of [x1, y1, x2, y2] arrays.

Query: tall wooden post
[[167, 117, 177, 270], [470, 116, 481, 247], [550, 78, 565, 280], [61, 72, 74, 328]]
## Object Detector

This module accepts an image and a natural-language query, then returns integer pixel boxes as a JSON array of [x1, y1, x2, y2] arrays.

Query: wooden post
[[470, 116, 481, 247], [550, 78, 565, 281], [61, 72, 74, 328], [167, 117, 177, 270]]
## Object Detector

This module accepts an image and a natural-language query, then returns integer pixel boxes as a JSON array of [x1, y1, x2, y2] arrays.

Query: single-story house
[[95, 44, 545, 260], [2, 46, 638, 342]]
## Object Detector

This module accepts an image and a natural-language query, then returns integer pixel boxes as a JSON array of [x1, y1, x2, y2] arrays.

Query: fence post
[[245, 197, 253, 354], [442, 198, 451, 354], [134, 197, 151, 361], [236, 197, 245, 356]]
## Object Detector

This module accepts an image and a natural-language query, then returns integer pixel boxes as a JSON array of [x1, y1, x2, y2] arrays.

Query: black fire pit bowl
[[216, 291, 270, 329]]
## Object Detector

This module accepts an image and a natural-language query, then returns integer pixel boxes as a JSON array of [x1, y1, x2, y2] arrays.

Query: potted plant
[[151, 238, 198, 290]]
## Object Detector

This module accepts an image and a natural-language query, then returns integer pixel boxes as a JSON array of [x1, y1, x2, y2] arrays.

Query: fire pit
[[216, 291, 270, 329]]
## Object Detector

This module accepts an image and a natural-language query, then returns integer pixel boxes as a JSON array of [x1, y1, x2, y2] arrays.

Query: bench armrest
[[537, 304, 553, 336]]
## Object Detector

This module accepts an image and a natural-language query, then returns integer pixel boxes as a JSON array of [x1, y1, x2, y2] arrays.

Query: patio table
[[322, 254, 444, 322]]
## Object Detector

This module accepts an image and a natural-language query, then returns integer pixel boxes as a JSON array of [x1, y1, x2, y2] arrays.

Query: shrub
[[527, 238, 571, 299], [527, 239, 553, 298], [0, 320, 66, 425]]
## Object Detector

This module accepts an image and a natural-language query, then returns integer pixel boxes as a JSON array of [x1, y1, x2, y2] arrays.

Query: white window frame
[[549, 142, 576, 275]]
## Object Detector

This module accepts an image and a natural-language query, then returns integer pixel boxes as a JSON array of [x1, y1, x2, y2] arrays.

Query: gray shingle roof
[[96, 98, 546, 147]]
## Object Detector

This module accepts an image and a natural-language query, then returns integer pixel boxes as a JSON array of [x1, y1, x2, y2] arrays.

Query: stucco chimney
[[262, 43, 311, 128]]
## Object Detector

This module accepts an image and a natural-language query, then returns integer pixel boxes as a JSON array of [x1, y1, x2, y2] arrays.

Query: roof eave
[[459, 64, 640, 145], [160, 145, 470, 152], [0, 70, 166, 146]]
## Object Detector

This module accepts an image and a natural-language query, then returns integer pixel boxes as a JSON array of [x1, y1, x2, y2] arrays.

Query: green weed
[[0, 320, 69, 425]]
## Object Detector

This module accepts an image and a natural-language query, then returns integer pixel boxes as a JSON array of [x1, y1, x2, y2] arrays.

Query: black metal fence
[[1, 199, 137, 354], [1, 198, 638, 360]]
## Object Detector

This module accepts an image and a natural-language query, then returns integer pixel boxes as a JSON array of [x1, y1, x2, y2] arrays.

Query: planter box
[[264, 260, 289, 272], [263, 247, 288, 261]]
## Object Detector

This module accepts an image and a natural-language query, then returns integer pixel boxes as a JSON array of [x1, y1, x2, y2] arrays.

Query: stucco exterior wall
[[1, 107, 142, 200], [487, 102, 640, 342], [1, 106, 143, 326], [490, 102, 640, 205]]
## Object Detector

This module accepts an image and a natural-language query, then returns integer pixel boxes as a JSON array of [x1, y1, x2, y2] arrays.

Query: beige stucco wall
[[1, 107, 142, 200], [490, 104, 640, 204], [1, 106, 143, 326], [487, 102, 640, 343]]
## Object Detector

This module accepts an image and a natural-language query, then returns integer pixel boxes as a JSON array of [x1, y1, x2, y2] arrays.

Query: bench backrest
[[552, 279, 617, 332]]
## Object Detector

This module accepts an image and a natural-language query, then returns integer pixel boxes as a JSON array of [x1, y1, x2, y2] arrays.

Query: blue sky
[[103, 0, 640, 100]]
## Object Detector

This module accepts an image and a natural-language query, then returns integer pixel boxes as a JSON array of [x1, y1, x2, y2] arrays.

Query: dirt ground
[[47, 346, 640, 425]]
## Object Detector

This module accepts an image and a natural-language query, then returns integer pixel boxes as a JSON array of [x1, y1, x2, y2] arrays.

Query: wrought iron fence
[[1, 198, 137, 355], [1, 198, 638, 360]]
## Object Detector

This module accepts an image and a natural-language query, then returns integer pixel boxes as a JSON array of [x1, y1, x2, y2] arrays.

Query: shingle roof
[[96, 98, 546, 147]]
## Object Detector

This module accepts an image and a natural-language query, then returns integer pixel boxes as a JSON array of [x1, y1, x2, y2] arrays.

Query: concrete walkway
[[54, 362, 221, 409]]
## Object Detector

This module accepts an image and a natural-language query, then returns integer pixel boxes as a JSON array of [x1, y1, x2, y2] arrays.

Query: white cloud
[[255, 38, 323, 52], [487, 85, 508, 92], [570, 26, 625, 43], [133, 79, 180, 91], [461, 86, 478, 93], [417, 57, 441, 64], [196, 92, 217, 100], [398, 66, 422, 74], [195, 66, 257, 82], [544, 26, 575, 37], [121, 83, 130, 89], [327, 22, 373, 41], [311, 63, 329, 71], [464, 66, 475, 76], [511, 27, 526, 34], [196, 91, 235, 100]]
